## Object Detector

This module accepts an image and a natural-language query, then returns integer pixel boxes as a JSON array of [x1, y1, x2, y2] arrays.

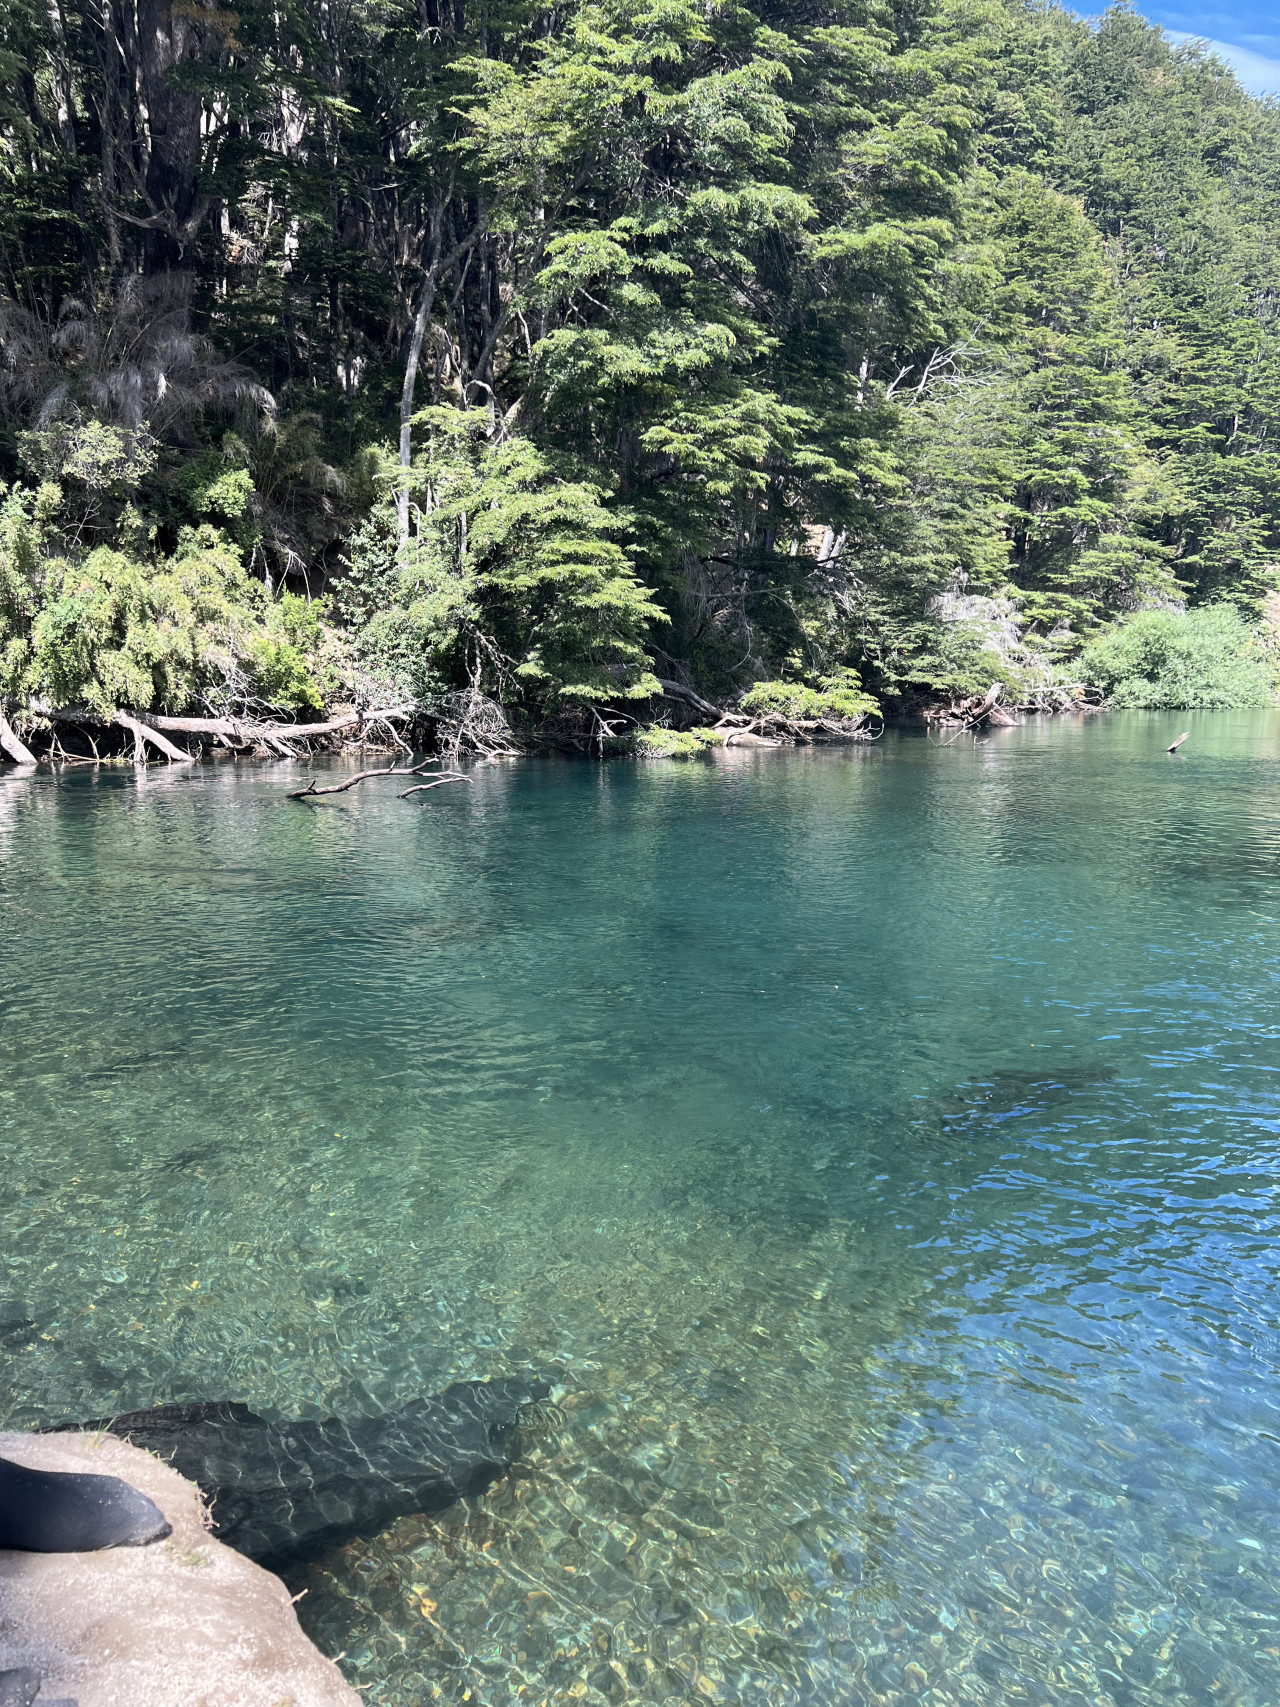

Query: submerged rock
[[63, 1376, 549, 1565]]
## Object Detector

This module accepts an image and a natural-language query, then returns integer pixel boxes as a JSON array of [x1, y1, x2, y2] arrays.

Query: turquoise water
[[3, 711, 1280, 1705]]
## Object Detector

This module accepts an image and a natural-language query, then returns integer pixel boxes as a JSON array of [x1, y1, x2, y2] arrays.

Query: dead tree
[[0, 710, 36, 765], [16, 703, 418, 763]]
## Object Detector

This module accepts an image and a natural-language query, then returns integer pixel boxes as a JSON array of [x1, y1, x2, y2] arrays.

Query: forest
[[1, 0, 1279, 758]]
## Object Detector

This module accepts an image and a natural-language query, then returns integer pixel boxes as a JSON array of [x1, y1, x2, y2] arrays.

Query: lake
[[3, 710, 1280, 1706]]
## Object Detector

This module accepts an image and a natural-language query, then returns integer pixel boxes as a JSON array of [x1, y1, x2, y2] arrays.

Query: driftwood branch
[[722, 726, 783, 747], [113, 711, 193, 764], [0, 710, 36, 765], [25, 703, 418, 763], [288, 761, 461, 802], [398, 773, 470, 799]]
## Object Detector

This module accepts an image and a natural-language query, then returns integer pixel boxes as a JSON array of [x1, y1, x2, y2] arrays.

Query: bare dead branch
[[287, 760, 448, 801], [113, 711, 192, 763], [0, 710, 36, 765], [398, 773, 470, 799]]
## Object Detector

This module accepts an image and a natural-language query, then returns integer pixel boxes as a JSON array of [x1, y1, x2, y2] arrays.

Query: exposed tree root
[[429, 682, 522, 760], [935, 683, 1018, 743], [923, 680, 1100, 731]]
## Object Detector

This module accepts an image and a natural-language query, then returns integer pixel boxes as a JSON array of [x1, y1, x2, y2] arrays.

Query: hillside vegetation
[[2, 0, 1278, 752]]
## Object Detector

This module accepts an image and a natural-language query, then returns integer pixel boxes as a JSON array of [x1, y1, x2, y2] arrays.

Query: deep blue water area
[[3, 711, 1280, 1705]]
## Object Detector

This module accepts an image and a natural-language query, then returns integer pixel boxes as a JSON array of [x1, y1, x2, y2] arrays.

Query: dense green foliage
[[1078, 607, 1279, 709], [0, 0, 1277, 734], [739, 672, 880, 722]]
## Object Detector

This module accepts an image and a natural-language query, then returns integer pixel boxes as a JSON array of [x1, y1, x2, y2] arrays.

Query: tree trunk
[[398, 210, 486, 540], [0, 711, 37, 765], [398, 201, 452, 543], [398, 270, 438, 542], [45, 0, 78, 157], [93, 0, 213, 270], [113, 711, 192, 763]]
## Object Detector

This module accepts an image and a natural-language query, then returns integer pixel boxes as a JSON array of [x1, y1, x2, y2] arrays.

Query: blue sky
[[1138, 5, 1280, 93]]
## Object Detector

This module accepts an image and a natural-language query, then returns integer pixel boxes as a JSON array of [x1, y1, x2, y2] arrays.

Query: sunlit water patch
[[3, 711, 1280, 1705]]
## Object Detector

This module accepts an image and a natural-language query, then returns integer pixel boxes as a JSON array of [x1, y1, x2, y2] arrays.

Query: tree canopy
[[1, 0, 1277, 737]]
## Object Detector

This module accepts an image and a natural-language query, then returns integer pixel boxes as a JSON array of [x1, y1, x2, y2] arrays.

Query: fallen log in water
[[287, 761, 469, 801], [0, 711, 36, 766], [51, 1376, 550, 1567], [711, 710, 875, 746], [113, 711, 193, 764], [11, 703, 418, 764]]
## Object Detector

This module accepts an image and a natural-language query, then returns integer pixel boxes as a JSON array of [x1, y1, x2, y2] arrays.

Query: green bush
[[739, 669, 879, 722], [1079, 606, 1277, 709], [633, 727, 725, 758], [244, 591, 328, 712], [0, 484, 330, 715]]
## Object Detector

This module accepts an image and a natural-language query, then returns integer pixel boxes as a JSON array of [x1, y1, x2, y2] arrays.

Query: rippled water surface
[[4, 711, 1280, 1705]]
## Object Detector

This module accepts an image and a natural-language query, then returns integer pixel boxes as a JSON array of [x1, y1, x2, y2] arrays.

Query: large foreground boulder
[[0, 1432, 358, 1707]]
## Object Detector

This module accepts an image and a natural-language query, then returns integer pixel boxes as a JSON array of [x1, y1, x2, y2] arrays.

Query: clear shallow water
[[3, 712, 1280, 1705]]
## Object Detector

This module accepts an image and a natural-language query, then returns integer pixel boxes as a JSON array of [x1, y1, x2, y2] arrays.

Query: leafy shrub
[[0, 484, 329, 715], [195, 466, 255, 522], [245, 594, 329, 711], [19, 420, 157, 497], [633, 727, 725, 758], [739, 669, 879, 722], [1079, 606, 1277, 709]]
